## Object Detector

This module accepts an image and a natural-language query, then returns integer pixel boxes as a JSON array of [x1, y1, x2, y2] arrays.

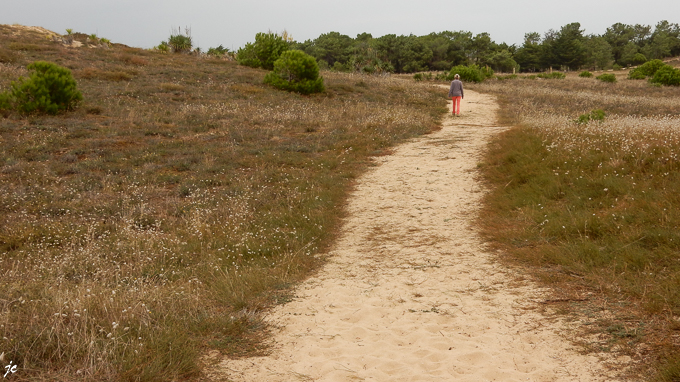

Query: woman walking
[[448, 74, 464, 116]]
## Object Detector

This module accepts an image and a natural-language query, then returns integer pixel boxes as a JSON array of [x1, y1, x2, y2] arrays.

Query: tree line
[[241, 21, 680, 74]]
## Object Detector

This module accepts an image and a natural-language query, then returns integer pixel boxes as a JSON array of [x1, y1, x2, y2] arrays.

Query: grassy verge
[[0, 25, 445, 381], [473, 71, 680, 381]]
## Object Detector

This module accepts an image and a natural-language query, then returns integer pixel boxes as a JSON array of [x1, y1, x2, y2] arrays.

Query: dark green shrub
[[631, 53, 647, 65], [629, 59, 666, 78], [596, 73, 617, 83], [207, 45, 230, 57], [628, 70, 647, 80], [579, 71, 593, 78], [263, 50, 324, 95], [413, 73, 423, 81], [0, 61, 83, 115], [612, 64, 623, 71], [238, 32, 289, 70], [650, 65, 680, 86], [448, 65, 487, 83]]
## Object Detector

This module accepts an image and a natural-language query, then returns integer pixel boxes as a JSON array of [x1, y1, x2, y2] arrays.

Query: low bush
[[596, 73, 617, 83], [650, 65, 680, 86], [628, 70, 647, 80], [628, 59, 666, 79], [0, 61, 83, 114], [263, 50, 324, 94], [579, 71, 593, 78], [575, 108, 606, 124], [537, 72, 566, 79]]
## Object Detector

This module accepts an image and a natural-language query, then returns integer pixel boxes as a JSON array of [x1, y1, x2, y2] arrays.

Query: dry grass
[[0, 24, 445, 381], [473, 70, 680, 381]]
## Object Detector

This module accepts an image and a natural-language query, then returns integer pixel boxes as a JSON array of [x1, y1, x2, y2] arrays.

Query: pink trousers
[[452, 97, 462, 115]]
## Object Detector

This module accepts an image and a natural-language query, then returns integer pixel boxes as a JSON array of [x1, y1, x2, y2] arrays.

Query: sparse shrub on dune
[[0, 61, 82, 114], [579, 71, 593, 78], [596, 73, 617, 83], [264, 50, 324, 94], [628, 59, 666, 79], [537, 71, 566, 79], [650, 65, 680, 86]]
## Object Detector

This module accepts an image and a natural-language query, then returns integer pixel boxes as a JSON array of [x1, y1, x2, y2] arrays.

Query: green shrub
[[0, 61, 83, 115], [167, 28, 192, 54], [629, 59, 666, 78], [448, 65, 488, 83], [496, 74, 518, 80], [206, 44, 229, 57], [596, 73, 617, 83], [628, 70, 647, 80], [413, 73, 423, 81], [631, 53, 647, 65], [650, 65, 680, 86], [612, 64, 623, 71], [579, 71, 593, 78], [480, 66, 495, 79], [263, 50, 324, 94], [575, 109, 606, 124], [238, 32, 289, 70]]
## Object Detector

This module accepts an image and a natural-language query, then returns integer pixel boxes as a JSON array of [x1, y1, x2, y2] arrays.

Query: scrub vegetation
[[0, 25, 443, 381], [474, 70, 680, 381]]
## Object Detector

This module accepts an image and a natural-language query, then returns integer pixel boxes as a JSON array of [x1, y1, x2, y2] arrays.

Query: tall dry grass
[[0, 25, 445, 381], [474, 71, 680, 381]]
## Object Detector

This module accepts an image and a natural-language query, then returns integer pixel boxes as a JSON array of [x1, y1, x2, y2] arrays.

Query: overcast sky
[[2, 1, 679, 51]]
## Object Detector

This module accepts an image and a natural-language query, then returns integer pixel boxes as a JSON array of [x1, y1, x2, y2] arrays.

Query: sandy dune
[[215, 89, 616, 381]]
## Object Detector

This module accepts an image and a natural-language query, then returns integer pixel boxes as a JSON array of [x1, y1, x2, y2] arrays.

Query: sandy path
[[215, 89, 615, 381]]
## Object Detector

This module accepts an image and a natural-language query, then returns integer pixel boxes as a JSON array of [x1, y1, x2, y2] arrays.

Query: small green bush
[[575, 109, 606, 124], [579, 71, 593, 78], [596, 73, 617, 83], [612, 64, 623, 71], [0, 61, 83, 115], [263, 50, 324, 95], [413, 73, 423, 81], [650, 65, 680, 86], [628, 70, 647, 80]]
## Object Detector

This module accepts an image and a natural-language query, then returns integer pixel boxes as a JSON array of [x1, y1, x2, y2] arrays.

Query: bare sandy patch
[[210, 88, 618, 381]]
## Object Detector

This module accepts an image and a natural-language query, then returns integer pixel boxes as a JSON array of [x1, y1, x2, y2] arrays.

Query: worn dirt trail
[[215, 89, 616, 381]]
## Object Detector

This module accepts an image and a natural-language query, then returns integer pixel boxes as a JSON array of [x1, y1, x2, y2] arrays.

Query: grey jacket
[[448, 80, 464, 98]]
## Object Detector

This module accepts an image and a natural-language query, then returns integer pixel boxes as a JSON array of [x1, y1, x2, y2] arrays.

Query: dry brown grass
[[0, 24, 446, 381], [473, 72, 680, 381]]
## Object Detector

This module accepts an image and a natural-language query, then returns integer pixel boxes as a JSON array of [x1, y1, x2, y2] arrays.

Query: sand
[[213, 88, 617, 381]]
